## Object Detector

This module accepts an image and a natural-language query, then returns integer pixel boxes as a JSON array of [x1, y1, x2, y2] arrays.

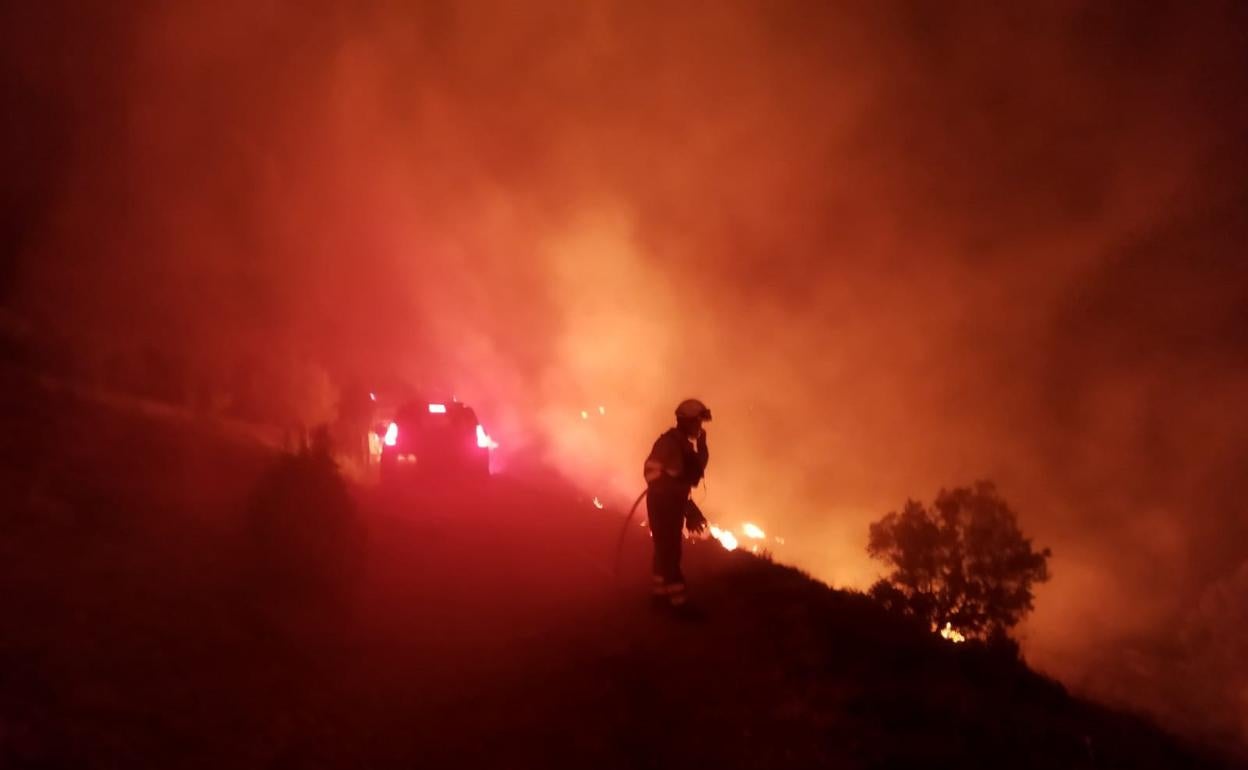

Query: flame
[[580, 410, 589, 420], [708, 526, 739, 551], [742, 522, 766, 539], [383, 422, 398, 447], [939, 622, 966, 643], [598, 405, 606, 415], [592, 496, 604, 509]]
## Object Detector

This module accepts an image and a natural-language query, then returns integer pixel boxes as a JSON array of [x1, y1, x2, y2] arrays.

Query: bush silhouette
[[244, 431, 364, 604], [868, 481, 1051, 640]]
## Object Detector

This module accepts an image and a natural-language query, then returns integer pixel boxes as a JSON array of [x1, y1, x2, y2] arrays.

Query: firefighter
[[644, 398, 711, 608]]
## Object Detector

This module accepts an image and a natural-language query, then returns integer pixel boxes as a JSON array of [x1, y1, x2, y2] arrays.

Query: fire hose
[[612, 489, 649, 578], [611, 488, 708, 578]]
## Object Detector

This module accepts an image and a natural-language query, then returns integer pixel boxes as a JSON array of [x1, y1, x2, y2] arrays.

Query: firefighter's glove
[[684, 500, 708, 535]]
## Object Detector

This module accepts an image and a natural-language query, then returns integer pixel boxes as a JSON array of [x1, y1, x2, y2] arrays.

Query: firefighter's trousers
[[646, 482, 689, 605]]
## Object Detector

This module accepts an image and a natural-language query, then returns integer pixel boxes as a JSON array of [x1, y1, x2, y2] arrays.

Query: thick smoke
[[3, 0, 1247, 746]]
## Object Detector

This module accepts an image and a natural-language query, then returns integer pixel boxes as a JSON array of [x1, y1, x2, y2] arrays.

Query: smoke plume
[[3, 0, 1246, 746]]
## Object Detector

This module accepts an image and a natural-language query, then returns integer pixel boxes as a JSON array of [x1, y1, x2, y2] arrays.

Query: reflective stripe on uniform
[[644, 459, 665, 482]]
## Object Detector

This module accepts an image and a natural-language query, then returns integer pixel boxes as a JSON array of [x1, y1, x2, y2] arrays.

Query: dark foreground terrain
[[0, 367, 1235, 769]]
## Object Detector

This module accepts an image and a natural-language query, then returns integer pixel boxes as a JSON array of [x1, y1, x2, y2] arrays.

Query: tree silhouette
[[868, 481, 1051, 640]]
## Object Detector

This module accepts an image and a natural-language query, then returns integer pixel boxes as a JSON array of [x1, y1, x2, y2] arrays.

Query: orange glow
[[13, 0, 1241, 746], [742, 523, 766, 539]]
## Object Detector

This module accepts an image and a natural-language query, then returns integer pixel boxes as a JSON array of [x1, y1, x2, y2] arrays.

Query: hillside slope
[[0, 368, 1234, 769]]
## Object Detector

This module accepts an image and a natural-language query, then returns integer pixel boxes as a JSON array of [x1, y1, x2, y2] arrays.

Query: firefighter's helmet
[[675, 398, 712, 422]]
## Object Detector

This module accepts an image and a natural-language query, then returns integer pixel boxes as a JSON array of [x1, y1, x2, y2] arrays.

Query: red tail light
[[476, 424, 498, 449]]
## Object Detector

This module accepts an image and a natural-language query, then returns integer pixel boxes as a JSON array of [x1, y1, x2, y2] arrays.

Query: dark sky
[[3, 0, 1247, 745]]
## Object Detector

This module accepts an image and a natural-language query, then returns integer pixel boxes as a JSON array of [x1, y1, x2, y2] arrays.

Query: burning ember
[[592, 496, 604, 509], [742, 522, 766, 539], [939, 622, 966, 643], [708, 526, 739, 551]]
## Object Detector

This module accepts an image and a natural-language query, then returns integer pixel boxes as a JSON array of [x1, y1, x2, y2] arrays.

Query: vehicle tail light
[[383, 422, 398, 446]]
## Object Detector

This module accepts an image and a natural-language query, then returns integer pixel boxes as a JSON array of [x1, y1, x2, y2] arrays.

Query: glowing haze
[[3, 0, 1247, 747]]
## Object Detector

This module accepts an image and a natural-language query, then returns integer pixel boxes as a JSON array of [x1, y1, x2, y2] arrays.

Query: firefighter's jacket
[[643, 428, 708, 494]]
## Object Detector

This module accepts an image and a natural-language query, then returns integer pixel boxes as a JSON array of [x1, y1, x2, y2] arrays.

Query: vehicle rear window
[[394, 403, 478, 438]]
